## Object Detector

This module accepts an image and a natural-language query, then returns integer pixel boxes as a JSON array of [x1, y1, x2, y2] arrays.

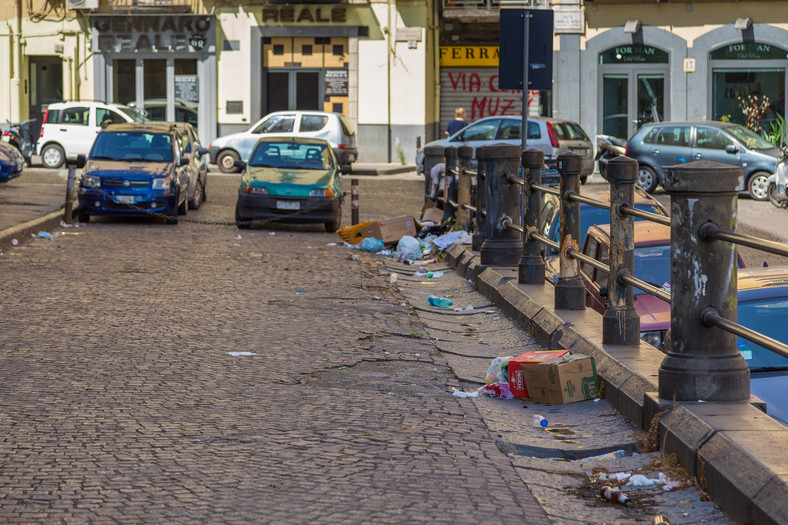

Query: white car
[[208, 110, 358, 173], [37, 101, 148, 169]]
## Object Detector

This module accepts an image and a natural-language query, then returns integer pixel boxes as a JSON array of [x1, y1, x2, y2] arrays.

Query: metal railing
[[425, 144, 788, 404]]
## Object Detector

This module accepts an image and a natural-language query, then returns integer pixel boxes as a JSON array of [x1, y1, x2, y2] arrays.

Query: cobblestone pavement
[[0, 173, 731, 523]]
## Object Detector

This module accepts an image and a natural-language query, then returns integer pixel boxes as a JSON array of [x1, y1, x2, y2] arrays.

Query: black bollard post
[[480, 144, 524, 266], [457, 145, 473, 232], [659, 161, 750, 402], [554, 152, 586, 310], [472, 146, 487, 252], [422, 145, 445, 205], [351, 178, 359, 226], [519, 149, 545, 284], [64, 163, 76, 225], [603, 157, 640, 344], [443, 146, 458, 222]]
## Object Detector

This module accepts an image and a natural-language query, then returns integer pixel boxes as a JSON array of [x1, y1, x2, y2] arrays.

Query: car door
[[650, 124, 692, 177], [494, 118, 542, 148], [580, 233, 608, 314], [447, 118, 502, 155], [54, 105, 95, 157], [692, 125, 741, 168]]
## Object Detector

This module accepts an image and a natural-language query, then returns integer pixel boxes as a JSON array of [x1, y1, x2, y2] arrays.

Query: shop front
[[90, 14, 216, 142]]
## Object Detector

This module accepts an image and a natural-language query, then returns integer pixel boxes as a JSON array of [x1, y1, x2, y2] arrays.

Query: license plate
[[276, 200, 300, 210], [115, 195, 135, 204]]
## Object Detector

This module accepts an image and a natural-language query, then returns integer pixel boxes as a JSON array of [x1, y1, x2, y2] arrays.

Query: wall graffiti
[[441, 69, 537, 126]]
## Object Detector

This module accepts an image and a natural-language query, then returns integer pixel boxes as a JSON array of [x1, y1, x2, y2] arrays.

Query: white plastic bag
[[395, 235, 422, 261]]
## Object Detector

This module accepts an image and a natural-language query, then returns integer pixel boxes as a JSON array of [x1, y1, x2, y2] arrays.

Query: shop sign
[[440, 46, 499, 67], [261, 6, 347, 23], [324, 69, 348, 96], [600, 45, 668, 64], [175, 75, 199, 102], [710, 42, 788, 60], [92, 15, 213, 53]]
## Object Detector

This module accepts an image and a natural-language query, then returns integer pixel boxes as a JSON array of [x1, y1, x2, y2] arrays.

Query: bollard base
[[554, 278, 586, 310], [480, 239, 523, 266], [602, 306, 641, 345], [472, 233, 485, 252], [518, 256, 545, 285], [659, 354, 751, 402]]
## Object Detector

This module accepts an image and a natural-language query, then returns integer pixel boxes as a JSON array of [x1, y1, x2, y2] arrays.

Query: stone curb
[[444, 243, 788, 525], [0, 208, 68, 252]]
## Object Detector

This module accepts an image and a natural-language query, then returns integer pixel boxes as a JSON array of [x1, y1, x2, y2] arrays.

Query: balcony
[[442, 0, 551, 10], [108, 0, 192, 12]]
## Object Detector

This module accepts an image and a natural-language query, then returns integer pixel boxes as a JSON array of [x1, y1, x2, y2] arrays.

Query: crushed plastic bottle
[[532, 415, 548, 427], [600, 485, 632, 506], [428, 295, 453, 308], [37, 231, 53, 240], [573, 449, 627, 462], [653, 515, 670, 525]]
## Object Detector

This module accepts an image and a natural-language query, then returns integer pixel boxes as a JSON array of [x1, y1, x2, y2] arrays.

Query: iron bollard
[[351, 178, 359, 226], [519, 149, 545, 284], [64, 163, 77, 225], [423, 145, 445, 204], [457, 145, 473, 232], [443, 146, 458, 222], [472, 146, 487, 252], [603, 157, 640, 344], [554, 152, 586, 310], [659, 161, 750, 402], [480, 144, 524, 266]]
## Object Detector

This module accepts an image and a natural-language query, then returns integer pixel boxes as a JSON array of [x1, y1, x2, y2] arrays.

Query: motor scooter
[[766, 142, 788, 208], [2, 119, 36, 166], [595, 134, 627, 180]]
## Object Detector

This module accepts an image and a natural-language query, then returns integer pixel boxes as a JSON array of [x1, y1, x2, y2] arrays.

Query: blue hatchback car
[[77, 123, 192, 224], [0, 140, 24, 183]]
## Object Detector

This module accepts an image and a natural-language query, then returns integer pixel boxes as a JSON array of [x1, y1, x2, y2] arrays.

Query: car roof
[[590, 221, 671, 244], [264, 110, 340, 117], [639, 121, 738, 128], [739, 267, 788, 292], [577, 185, 662, 206], [102, 122, 174, 133], [254, 135, 331, 146]]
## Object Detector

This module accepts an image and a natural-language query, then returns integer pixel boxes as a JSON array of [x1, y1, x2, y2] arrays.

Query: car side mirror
[[68, 155, 86, 169], [725, 144, 738, 154], [339, 164, 351, 174], [234, 160, 247, 170], [599, 285, 608, 298], [179, 157, 189, 167], [197, 147, 209, 158]]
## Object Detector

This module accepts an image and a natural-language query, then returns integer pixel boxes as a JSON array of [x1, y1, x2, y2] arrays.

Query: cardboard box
[[421, 207, 444, 224], [360, 216, 417, 245], [507, 350, 570, 399], [521, 354, 600, 404]]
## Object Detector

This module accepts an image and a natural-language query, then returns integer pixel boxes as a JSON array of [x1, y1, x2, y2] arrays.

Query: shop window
[[333, 44, 344, 56], [302, 45, 313, 56], [274, 45, 285, 56]]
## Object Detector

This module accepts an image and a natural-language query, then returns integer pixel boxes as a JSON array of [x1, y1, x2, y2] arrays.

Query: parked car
[[128, 99, 199, 128], [209, 111, 357, 173], [415, 116, 594, 181], [173, 121, 209, 209], [234, 136, 346, 232], [0, 140, 25, 183], [37, 100, 148, 169], [624, 121, 780, 199], [77, 122, 192, 224]]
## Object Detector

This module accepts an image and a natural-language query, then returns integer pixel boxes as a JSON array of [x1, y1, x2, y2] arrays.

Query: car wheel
[[325, 201, 342, 233], [189, 179, 203, 210], [77, 211, 90, 223], [41, 144, 65, 169], [235, 203, 250, 229], [636, 165, 659, 193], [218, 150, 241, 173], [748, 171, 770, 201], [768, 182, 785, 208], [598, 160, 607, 180]]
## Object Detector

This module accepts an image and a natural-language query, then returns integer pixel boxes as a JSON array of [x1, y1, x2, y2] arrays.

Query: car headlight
[[242, 184, 268, 194], [152, 177, 172, 190], [83, 174, 101, 189], [309, 188, 335, 197], [640, 331, 664, 349]]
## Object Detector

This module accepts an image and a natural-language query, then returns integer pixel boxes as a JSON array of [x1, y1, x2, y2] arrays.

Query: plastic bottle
[[532, 415, 548, 427], [600, 485, 632, 506], [653, 516, 670, 525], [428, 295, 453, 308]]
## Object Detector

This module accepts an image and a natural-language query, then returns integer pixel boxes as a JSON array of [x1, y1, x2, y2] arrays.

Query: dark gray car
[[625, 121, 780, 199]]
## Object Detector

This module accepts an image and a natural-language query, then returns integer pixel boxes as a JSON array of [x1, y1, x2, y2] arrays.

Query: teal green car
[[235, 137, 347, 231]]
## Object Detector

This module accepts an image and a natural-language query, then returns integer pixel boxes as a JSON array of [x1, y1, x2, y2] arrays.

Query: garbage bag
[[360, 237, 384, 252], [395, 235, 422, 261], [485, 355, 513, 384]]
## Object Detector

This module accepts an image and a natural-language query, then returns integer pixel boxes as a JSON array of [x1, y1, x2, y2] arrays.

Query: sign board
[[324, 69, 348, 96], [175, 75, 198, 102], [498, 9, 554, 91]]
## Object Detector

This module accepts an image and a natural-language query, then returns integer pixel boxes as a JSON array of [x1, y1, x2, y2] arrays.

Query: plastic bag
[[360, 237, 384, 252], [485, 355, 513, 384], [395, 235, 422, 261], [480, 381, 514, 399]]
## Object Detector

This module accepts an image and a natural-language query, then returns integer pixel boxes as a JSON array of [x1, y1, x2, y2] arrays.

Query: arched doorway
[[598, 44, 669, 140]]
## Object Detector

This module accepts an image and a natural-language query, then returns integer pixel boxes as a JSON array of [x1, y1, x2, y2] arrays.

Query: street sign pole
[[522, 10, 529, 152]]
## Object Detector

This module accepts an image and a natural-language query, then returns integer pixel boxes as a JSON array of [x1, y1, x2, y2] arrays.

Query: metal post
[[457, 145, 473, 232], [480, 144, 524, 266], [519, 148, 545, 284], [521, 10, 530, 152], [423, 145, 445, 205], [443, 146, 458, 222], [659, 161, 750, 402], [554, 152, 586, 310], [351, 178, 359, 226], [472, 146, 487, 252], [603, 157, 640, 344], [63, 163, 76, 225]]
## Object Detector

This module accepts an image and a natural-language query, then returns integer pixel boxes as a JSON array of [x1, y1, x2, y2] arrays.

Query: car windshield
[[726, 125, 775, 150], [91, 131, 173, 162], [249, 142, 331, 170], [551, 122, 589, 141], [576, 203, 662, 244], [737, 296, 788, 372], [117, 106, 149, 122], [633, 244, 671, 294]]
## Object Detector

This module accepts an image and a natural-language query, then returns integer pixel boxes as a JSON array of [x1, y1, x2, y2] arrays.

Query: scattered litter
[[600, 485, 632, 506], [59, 220, 76, 228], [493, 317, 500, 320], [269, 232, 276, 236], [37, 231, 53, 240], [573, 450, 626, 462], [428, 295, 453, 308], [235, 234, 242, 240], [654, 515, 670, 525], [432, 368, 438, 372], [463, 305, 473, 311], [11, 239, 18, 246], [228, 352, 257, 356], [337, 366, 348, 370], [296, 289, 309, 293], [533, 415, 548, 427], [326, 242, 337, 246], [451, 387, 478, 398], [432, 231, 473, 250], [415, 353, 420, 357], [625, 473, 667, 489], [480, 381, 513, 399], [427, 271, 444, 279], [389, 273, 398, 284], [485, 356, 512, 384], [395, 235, 423, 261], [347, 254, 358, 261], [413, 269, 428, 277], [609, 472, 632, 482], [360, 237, 384, 252], [388, 392, 394, 396]]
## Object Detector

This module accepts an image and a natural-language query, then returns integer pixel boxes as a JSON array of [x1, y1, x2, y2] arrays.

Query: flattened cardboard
[[421, 207, 444, 224], [360, 215, 417, 245], [521, 355, 600, 404]]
